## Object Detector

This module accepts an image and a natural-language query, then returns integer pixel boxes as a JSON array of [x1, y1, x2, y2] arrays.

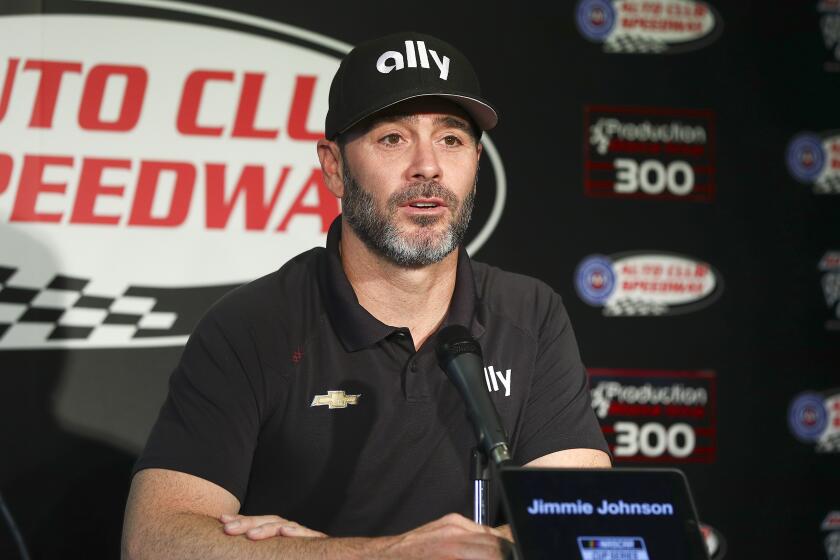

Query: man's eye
[[443, 135, 463, 146], [380, 133, 402, 145]]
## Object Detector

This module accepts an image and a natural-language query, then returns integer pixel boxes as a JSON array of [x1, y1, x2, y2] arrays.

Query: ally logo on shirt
[[484, 365, 512, 397]]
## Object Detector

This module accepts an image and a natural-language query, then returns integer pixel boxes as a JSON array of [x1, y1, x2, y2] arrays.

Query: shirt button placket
[[405, 353, 429, 400]]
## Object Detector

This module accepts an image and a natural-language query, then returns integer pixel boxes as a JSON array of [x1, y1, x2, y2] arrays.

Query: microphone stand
[[434, 325, 513, 528], [471, 444, 513, 526], [471, 447, 491, 525], [472, 448, 520, 560]]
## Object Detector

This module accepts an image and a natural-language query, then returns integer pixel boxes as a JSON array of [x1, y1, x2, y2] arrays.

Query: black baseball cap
[[325, 32, 498, 140]]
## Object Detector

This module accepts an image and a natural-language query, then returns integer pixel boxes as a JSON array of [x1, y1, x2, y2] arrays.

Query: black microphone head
[[435, 324, 482, 366]]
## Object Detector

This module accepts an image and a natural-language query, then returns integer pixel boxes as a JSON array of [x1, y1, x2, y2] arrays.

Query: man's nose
[[406, 140, 442, 182]]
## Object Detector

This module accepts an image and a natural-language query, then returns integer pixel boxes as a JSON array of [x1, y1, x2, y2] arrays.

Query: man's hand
[[220, 513, 327, 540], [374, 513, 512, 559], [494, 524, 514, 542]]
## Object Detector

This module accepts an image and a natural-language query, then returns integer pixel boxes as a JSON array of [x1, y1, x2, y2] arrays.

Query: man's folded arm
[[121, 468, 382, 560], [122, 468, 509, 560]]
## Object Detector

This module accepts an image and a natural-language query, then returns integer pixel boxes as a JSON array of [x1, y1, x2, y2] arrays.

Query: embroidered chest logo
[[310, 390, 361, 409], [483, 366, 512, 397]]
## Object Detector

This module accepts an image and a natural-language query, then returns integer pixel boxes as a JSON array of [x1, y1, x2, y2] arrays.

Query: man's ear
[[317, 139, 344, 198]]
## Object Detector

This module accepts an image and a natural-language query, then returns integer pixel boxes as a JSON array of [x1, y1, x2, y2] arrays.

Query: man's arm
[[122, 468, 510, 560], [525, 448, 611, 468], [227, 448, 611, 546], [122, 468, 371, 560]]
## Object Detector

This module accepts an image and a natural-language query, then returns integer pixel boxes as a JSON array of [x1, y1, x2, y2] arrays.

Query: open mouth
[[402, 198, 447, 209]]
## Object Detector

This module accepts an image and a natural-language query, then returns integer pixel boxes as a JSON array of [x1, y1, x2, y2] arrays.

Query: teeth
[[410, 202, 437, 208]]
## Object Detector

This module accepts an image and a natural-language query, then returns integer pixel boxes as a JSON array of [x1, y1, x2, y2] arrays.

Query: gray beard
[[340, 159, 476, 268]]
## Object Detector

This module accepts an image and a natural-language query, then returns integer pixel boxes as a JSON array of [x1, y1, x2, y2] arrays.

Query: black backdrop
[[1, 1, 838, 558]]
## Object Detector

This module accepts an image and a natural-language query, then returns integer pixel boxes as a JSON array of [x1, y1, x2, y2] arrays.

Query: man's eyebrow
[[362, 113, 478, 142], [433, 115, 472, 132]]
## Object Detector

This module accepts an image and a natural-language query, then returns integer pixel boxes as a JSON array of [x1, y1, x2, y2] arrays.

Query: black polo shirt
[[134, 216, 608, 537]]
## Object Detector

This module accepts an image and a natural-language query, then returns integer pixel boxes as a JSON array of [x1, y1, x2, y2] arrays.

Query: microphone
[[435, 325, 512, 466]]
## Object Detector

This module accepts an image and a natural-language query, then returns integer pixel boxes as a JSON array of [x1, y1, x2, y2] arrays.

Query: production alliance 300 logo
[[584, 106, 716, 201]]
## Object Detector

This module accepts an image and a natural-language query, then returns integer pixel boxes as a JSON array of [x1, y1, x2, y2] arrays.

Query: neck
[[339, 222, 458, 350]]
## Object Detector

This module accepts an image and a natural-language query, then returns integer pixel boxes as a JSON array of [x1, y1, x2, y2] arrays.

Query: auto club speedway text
[[0, 59, 339, 231]]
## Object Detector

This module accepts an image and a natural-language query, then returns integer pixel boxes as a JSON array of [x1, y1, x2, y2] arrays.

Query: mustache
[[387, 181, 459, 209]]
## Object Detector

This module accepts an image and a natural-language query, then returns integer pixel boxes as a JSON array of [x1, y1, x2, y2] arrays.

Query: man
[[122, 32, 610, 559]]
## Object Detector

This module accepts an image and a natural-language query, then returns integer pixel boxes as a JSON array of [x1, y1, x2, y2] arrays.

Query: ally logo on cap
[[376, 40, 451, 80]]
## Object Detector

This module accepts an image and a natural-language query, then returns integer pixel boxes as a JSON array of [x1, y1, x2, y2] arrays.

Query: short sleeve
[[132, 310, 266, 503], [513, 293, 609, 465]]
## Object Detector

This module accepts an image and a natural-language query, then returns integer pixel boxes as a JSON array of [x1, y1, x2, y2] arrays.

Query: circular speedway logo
[[786, 131, 840, 194], [575, 0, 722, 54], [575, 255, 616, 305], [575, 252, 722, 316], [788, 392, 830, 442], [0, 6, 506, 349], [576, 0, 617, 41]]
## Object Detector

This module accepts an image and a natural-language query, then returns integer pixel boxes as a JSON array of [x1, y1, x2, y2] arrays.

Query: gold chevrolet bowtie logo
[[310, 390, 361, 409]]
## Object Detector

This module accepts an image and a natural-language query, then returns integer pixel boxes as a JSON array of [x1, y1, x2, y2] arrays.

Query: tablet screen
[[500, 468, 708, 560]]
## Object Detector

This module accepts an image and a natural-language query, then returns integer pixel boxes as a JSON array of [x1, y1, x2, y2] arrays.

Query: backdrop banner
[[1, 1, 838, 558]]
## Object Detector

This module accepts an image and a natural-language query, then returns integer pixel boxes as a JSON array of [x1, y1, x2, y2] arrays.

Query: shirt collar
[[318, 215, 483, 352]]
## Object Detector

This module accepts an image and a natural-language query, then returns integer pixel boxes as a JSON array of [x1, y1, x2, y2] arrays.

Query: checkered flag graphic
[[604, 35, 668, 54], [817, 433, 840, 453], [0, 266, 232, 348], [603, 298, 669, 316], [815, 175, 840, 194]]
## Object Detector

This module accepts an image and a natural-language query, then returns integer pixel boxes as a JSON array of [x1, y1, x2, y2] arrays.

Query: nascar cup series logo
[[0, 5, 506, 349], [820, 251, 840, 330], [820, 0, 840, 72], [823, 511, 840, 560], [575, 0, 722, 54], [788, 390, 840, 453], [575, 252, 722, 316], [699, 523, 726, 560], [786, 132, 840, 194]]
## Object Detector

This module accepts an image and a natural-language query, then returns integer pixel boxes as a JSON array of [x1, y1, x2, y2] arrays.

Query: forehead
[[352, 97, 475, 135]]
